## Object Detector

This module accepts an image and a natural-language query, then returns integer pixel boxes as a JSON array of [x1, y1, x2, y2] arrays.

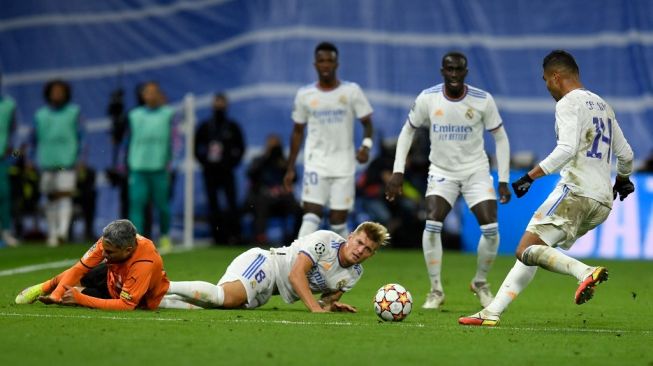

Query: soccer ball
[[373, 283, 413, 321]]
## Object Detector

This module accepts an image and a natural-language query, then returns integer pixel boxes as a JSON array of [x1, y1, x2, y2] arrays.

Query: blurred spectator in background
[[356, 141, 394, 228], [0, 71, 19, 247], [194, 93, 245, 245], [33, 79, 83, 247], [9, 143, 42, 240], [106, 84, 130, 219], [125, 81, 174, 253], [244, 134, 301, 245], [70, 161, 97, 242], [107, 83, 155, 237], [356, 138, 427, 247]]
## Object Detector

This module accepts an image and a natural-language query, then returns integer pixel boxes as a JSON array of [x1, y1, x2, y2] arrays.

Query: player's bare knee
[[220, 281, 247, 309], [471, 200, 497, 225]]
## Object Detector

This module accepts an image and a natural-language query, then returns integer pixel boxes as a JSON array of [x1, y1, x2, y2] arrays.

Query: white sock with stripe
[[167, 281, 224, 307], [474, 223, 499, 283], [485, 260, 537, 316], [298, 213, 321, 238], [423, 220, 444, 292]]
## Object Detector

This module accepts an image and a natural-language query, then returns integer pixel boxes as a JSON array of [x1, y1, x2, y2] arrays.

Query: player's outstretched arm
[[289, 253, 327, 313]]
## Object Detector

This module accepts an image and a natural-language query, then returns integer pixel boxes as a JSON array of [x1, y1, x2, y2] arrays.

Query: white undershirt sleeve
[[539, 100, 579, 175], [539, 143, 575, 175], [392, 122, 417, 173], [491, 125, 510, 182]]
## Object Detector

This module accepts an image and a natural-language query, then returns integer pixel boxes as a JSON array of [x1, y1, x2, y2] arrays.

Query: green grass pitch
[[1, 243, 651, 366]]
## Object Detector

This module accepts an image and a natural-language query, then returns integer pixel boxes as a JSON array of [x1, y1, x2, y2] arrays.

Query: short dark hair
[[542, 50, 579, 75], [102, 219, 137, 248], [214, 92, 228, 102], [43, 79, 72, 104], [442, 51, 468, 68], [315, 42, 338, 59]]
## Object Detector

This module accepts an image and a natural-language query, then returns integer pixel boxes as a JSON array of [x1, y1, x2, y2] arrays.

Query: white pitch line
[[0, 312, 649, 335], [0, 312, 183, 322], [0, 312, 426, 327], [0, 259, 77, 277]]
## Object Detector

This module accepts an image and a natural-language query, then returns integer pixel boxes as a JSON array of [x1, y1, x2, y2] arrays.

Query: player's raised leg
[[518, 229, 607, 304]]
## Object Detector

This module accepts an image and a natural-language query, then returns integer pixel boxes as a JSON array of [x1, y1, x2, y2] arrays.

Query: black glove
[[511, 174, 534, 198], [613, 177, 635, 201]]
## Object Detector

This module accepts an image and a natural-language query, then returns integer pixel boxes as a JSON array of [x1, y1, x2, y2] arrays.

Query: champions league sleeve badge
[[314, 242, 326, 255]]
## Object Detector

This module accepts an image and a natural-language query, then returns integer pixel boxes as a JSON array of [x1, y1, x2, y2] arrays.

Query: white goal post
[[182, 93, 196, 249]]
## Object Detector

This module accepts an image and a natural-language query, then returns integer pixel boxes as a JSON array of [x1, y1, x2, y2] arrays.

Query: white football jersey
[[291, 81, 373, 176], [407, 83, 502, 180], [270, 230, 364, 304], [539, 89, 632, 208]]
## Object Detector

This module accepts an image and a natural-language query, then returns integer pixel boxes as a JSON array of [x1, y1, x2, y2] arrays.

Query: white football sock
[[297, 213, 321, 238], [168, 281, 224, 307], [158, 294, 203, 309], [485, 260, 537, 316], [423, 220, 443, 292], [521, 245, 591, 281], [330, 223, 348, 238], [474, 223, 499, 283]]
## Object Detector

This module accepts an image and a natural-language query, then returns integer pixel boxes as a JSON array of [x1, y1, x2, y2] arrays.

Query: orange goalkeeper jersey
[[50, 235, 170, 310]]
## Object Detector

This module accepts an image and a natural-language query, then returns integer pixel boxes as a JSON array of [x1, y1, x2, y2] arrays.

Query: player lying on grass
[[15, 219, 170, 310], [158, 221, 390, 312], [459, 50, 635, 327]]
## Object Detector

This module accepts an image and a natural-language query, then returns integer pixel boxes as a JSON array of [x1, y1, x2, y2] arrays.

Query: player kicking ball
[[159, 222, 389, 312], [459, 50, 634, 326]]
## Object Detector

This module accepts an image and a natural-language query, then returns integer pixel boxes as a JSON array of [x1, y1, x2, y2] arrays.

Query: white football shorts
[[218, 248, 276, 309], [40, 169, 76, 194], [425, 167, 496, 208], [525, 185, 611, 250], [301, 170, 355, 210]]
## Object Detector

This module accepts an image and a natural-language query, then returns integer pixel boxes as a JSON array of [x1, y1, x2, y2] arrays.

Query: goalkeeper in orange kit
[[15, 219, 169, 310]]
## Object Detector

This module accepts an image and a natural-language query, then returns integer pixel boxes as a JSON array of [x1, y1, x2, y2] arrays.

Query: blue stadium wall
[[1, 0, 652, 255]]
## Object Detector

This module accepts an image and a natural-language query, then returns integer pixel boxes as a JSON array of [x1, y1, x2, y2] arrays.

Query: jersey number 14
[[586, 117, 611, 162]]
